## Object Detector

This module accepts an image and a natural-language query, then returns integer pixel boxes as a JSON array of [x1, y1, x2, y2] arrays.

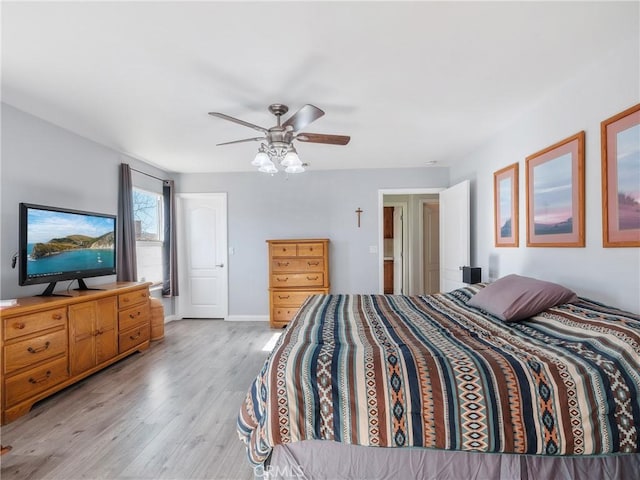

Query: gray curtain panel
[[162, 179, 179, 296], [116, 163, 138, 282]]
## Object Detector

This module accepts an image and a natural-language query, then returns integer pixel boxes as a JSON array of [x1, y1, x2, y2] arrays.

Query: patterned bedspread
[[238, 285, 640, 465]]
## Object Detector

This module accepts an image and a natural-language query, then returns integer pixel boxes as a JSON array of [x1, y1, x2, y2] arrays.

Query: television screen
[[19, 203, 117, 294]]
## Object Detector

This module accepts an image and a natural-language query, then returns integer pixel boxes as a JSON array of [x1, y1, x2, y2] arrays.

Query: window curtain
[[117, 163, 138, 282], [162, 180, 179, 296]]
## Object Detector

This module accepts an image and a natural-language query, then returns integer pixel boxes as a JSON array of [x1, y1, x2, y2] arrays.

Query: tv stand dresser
[[0, 282, 151, 424]]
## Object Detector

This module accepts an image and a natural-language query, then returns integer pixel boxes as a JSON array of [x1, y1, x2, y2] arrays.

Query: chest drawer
[[119, 303, 150, 331], [272, 307, 299, 323], [270, 243, 298, 258], [271, 273, 324, 288], [297, 242, 324, 257], [119, 324, 150, 353], [118, 289, 149, 309], [271, 258, 324, 273], [4, 357, 69, 407], [271, 291, 316, 307], [4, 329, 68, 374], [3, 308, 67, 341]]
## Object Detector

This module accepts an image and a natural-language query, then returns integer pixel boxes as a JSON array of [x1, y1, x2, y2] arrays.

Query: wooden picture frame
[[494, 163, 519, 247], [601, 103, 640, 247], [526, 131, 585, 247]]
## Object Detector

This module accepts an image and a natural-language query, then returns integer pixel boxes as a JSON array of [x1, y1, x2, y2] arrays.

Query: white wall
[[450, 35, 640, 313], [0, 103, 171, 301], [177, 167, 449, 317]]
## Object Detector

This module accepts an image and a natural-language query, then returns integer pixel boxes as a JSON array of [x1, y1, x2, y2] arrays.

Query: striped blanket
[[238, 285, 640, 465]]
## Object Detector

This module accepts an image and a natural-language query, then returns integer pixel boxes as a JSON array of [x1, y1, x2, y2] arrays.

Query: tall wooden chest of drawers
[[267, 239, 330, 328]]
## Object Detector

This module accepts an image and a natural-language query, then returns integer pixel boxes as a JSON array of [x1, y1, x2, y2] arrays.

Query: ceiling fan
[[208, 104, 350, 173]]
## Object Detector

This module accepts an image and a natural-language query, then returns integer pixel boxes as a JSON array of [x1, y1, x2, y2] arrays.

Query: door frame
[[384, 201, 408, 294], [378, 188, 444, 294], [176, 192, 228, 319]]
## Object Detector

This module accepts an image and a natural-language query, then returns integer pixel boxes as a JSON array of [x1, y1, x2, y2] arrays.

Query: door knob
[[216, 263, 224, 268]]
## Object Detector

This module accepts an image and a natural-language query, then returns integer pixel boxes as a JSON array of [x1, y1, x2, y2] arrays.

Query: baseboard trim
[[226, 315, 269, 322], [164, 315, 180, 323]]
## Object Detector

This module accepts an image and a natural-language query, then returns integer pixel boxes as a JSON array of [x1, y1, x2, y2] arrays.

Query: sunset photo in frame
[[526, 131, 585, 247], [494, 163, 519, 247], [601, 103, 640, 247]]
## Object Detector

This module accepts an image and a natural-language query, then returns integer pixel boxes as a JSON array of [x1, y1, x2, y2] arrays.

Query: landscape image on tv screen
[[26, 208, 116, 278]]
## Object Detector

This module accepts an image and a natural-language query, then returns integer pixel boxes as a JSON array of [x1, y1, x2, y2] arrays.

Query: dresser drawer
[[272, 307, 299, 323], [4, 329, 68, 374], [5, 357, 69, 407], [119, 324, 150, 353], [119, 303, 150, 331], [271, 291, 315, 307], [271, 273, 324, 288], [3, 308, 67, 341], [271, 258, 324, 273], [118, 289, 150, 309], [297, 242, 324, 257], [270, 243, 298, 258]]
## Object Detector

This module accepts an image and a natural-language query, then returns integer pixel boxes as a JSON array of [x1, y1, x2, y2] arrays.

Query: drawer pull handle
[[129, 332, 141, 340], [307, 276, 319, 281], [52, 314, 63, 320], [14, 322, 26, 330], [278, 295, 290, 299], [29, 370, 52, 384], [129, 311, 141, 319], [307, 261, 320, 266], [277, 262, 290, 267], [276, 277, 288, 282], [27, 341, 51, 354], [94, 329, 104, 336]]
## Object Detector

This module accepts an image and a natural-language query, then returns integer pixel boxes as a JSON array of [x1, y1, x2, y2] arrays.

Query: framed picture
[[526, 132, 585, 247], [494, 163, 519, 247], [601, 103, 640, 247]]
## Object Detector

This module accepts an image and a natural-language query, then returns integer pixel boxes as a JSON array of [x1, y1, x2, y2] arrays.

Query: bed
[[238, 279, 640, 479]]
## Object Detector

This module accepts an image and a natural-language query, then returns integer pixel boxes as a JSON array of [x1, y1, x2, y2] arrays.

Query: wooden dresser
[[267, 239, 330, 328], [0, 282, 151, 424]]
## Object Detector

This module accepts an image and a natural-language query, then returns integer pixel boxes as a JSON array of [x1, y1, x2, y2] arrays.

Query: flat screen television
[[19, 203, 117, 296]]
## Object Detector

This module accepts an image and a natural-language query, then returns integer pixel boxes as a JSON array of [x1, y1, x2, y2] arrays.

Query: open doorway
[[379, 189, 441, 295]]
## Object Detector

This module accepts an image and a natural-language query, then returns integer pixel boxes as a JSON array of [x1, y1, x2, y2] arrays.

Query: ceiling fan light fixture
[[210, 103, 350, 175], [251, 147, 271, 167], [258, 160, 278, 174], [280, 148, 301, 167], [285, 164, 305, 174]]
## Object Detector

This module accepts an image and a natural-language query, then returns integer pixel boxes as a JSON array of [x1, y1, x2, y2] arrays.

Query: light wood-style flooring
[[1, 320, 276, 480]]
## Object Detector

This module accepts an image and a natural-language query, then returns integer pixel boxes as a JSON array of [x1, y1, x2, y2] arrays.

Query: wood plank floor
[[1, 320, 277, 480]]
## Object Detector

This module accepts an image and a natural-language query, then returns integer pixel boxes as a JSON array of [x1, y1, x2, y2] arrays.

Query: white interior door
[[439, 181, 470, 292], [177, 193, 228, 319]]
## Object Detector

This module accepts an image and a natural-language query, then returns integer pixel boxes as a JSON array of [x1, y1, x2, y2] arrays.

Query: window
[[133, 188, 163, 284]]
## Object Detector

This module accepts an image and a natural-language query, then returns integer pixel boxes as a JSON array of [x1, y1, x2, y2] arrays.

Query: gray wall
[[177, 167, 449, 317], [8, 30, 637, 319], [450, 34, 640, 313], [0, 103, 171, 300]]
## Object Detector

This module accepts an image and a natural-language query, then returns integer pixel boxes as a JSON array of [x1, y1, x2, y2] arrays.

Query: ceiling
[[2, 2, 638, 174]]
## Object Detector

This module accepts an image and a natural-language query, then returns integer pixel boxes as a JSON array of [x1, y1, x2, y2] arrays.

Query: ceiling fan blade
[[296, 133, 351, 145], [216, 137, 264, 146], [208, 112, 269, 133], [282, 104, 325, 132]]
